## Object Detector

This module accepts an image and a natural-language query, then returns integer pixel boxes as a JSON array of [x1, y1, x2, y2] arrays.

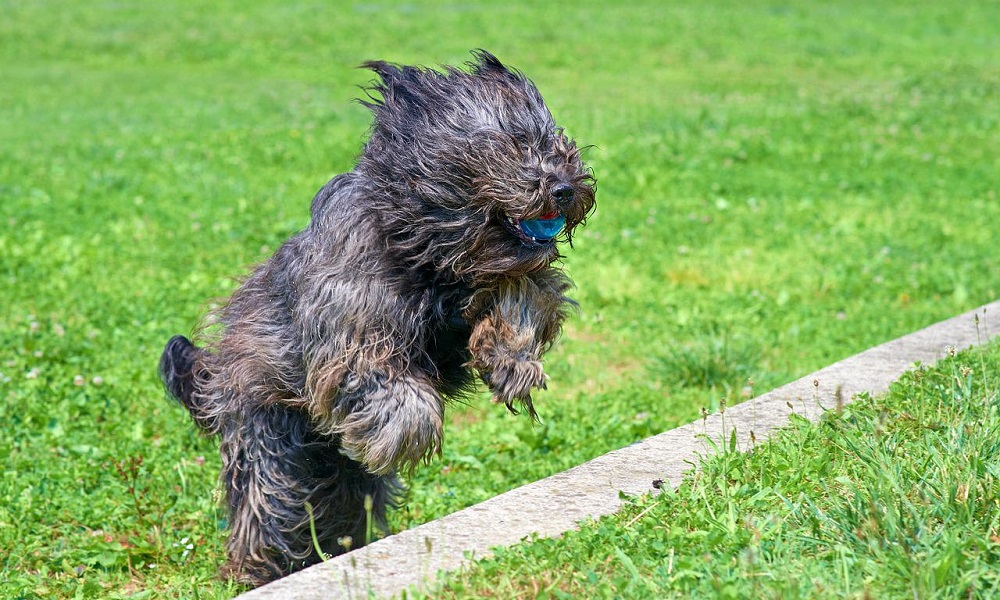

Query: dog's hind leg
[[219, 402, 399, 585]]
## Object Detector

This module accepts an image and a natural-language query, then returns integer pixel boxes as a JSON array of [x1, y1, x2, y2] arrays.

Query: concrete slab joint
[[238, 300, 1000, 600]]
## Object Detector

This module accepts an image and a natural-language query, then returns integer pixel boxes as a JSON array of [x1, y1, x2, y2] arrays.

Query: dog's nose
[[551, 183, 574, 204]]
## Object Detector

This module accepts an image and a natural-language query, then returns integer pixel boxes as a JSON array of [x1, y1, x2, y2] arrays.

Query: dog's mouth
[[503, 211, 566, 246]]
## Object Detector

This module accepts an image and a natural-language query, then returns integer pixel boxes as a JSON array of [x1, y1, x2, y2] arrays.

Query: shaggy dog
[[160, 50, 595, 585]]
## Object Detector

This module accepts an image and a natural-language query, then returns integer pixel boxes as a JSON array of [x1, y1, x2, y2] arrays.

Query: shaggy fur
[[160, 50, 595, 585]]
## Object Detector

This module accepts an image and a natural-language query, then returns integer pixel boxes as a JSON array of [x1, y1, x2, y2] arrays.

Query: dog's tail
[[160, 335, 219, 433]]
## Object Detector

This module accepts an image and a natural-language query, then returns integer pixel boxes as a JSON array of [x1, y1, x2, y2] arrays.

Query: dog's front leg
[[467, 269, 573, 418], [327, 369, 445, 476], [304, 352, 444, 475], [297, 286, 447, 476]]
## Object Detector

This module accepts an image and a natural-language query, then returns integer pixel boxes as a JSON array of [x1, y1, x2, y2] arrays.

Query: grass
[[1, 0, 998, 598], [426, 338, 1000, 599]]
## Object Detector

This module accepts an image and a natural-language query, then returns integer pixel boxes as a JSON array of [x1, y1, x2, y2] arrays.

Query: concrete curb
[[238, 300, 1000, 599]]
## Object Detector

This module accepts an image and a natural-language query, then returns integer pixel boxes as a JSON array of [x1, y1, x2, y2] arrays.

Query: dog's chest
[[421, 286, 476, 396]]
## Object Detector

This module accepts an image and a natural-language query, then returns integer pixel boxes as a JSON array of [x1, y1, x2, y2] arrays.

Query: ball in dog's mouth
[[504, 211, 566, 245]]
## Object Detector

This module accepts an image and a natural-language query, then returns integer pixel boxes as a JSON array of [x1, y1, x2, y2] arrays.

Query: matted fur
[[160, 50, 595, 586]]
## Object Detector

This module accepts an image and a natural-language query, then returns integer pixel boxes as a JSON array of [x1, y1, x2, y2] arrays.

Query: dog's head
[[358, 50, 596, 281]]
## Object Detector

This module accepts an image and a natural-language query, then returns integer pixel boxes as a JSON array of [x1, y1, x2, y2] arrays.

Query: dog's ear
[[469, 49, 507, 74], [360, 60, 404, 83], [359, 60, 421, 112], [469, 49, 533, 95]]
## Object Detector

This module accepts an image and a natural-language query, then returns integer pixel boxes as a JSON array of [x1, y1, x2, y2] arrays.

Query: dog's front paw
[[483, 359, 546, 419], [336, 376, 444, 475]]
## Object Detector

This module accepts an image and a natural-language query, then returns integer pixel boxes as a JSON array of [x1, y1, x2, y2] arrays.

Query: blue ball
[[519, 213, 566, 241]]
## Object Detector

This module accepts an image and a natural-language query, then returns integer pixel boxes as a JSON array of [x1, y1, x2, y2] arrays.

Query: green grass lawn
[[1, 0, 998, 598], [426, 339, 1000, 599]]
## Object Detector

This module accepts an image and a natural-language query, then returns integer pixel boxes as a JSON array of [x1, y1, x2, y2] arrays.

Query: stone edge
[[239, 300, 1000, 599]]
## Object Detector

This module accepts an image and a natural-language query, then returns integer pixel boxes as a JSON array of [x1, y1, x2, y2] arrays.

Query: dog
[[160, 49, 595, 585]]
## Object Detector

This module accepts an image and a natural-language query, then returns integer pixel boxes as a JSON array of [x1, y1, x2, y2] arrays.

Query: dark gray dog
[[160, 50, 595, 585]]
